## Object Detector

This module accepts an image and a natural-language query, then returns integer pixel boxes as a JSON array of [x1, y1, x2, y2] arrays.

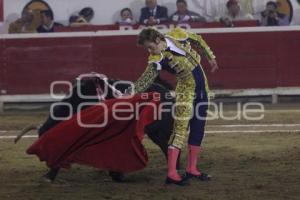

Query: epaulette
[[165, 27, 188, 41]]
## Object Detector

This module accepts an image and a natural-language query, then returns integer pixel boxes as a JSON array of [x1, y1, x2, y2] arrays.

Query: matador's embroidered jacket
[[131, 27, 216, 94], [131, 28, 216, 148]]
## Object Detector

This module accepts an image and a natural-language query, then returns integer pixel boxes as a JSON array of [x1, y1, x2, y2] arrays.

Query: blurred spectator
[[170, 0, 206, 23], [219, 0, 254, 27], [77, 7, 94, 23], [70, 7, 94, 27], [260, 1, 290, 26], [116, 8, 137, 25], [8, 9, 36, 33], [36, 10, 62, 33], [139, 0, 168, 26], [68, 15, 79, 26], [197, 0, 264, 22]]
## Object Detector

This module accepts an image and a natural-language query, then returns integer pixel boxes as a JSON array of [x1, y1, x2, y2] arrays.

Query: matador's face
[[143, 38, 165, 55]]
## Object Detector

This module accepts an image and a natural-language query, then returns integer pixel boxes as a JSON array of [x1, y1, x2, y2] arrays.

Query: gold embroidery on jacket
[[131, 28, 215, 148]]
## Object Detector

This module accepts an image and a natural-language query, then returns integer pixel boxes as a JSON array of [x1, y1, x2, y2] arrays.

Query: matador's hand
[[208, 59, 219, 73]]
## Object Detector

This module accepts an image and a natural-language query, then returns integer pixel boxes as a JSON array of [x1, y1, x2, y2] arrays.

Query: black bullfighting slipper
[[41, 168, 60, 183], [109, 171, 125, 182], [185, 172, 212, 181], [165, 176, 189, 186]]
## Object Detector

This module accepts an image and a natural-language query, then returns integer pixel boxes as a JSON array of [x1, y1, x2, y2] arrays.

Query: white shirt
[[165, 38, 186, 56]]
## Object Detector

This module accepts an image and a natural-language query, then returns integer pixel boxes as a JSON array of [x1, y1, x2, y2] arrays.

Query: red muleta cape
[[27, 93, 160, 173]]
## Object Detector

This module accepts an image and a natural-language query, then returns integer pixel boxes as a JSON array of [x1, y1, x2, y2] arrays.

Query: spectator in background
[[70, 7, 94, 27], [9, 9, 36, 33], [69, 15, 79, 26], [170, 0, 206, 23], [260, 1, 290, 26], [116, 8, 137, 25], [220, 0, 254, 27], [139, 0, 168, 26], [36, 10, 62, 33]]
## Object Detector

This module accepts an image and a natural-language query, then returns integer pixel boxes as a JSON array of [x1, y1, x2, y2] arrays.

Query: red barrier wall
[[0, 30, 300, 95], [0, 0, 3, 22], [0, 38, 5, 92]]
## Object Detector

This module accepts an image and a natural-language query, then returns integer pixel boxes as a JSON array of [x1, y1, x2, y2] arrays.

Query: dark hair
[[69, 15, 79, 24], [176, 0, 187, 5], [226, 0, 238, 8], [138, 28, 165, 45], [40, 9, 53, 20], [79, 7, 94, 18], [120, 8, 132, 15], [266, 1, 278, 9]]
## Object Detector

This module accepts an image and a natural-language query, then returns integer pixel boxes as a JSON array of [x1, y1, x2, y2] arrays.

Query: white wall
[[2, 0, 299, 30], [291, 0, 300, 25], [3, 0, 177, 26], [3, 0, 272, 25]]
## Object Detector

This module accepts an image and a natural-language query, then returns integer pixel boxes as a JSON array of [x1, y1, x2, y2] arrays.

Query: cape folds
[[27, 93, 160, 173]]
